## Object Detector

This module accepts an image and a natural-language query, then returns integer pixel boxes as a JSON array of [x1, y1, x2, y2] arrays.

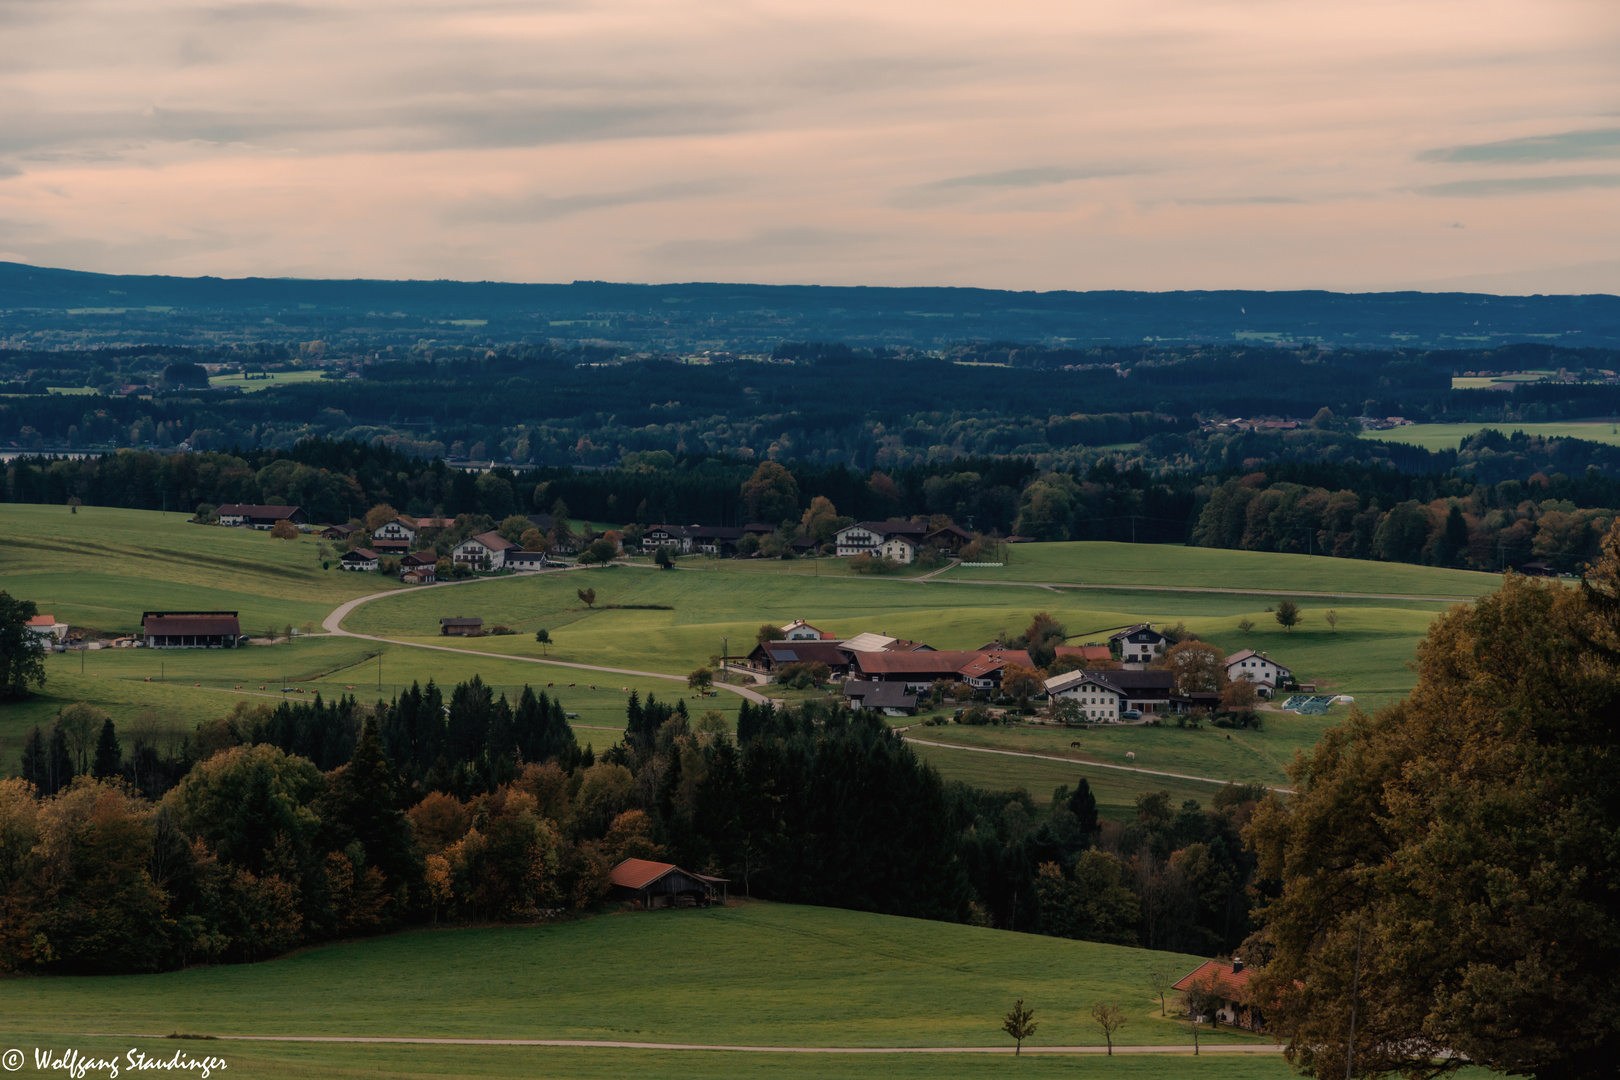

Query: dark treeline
[[0, 679, 1263, 974]]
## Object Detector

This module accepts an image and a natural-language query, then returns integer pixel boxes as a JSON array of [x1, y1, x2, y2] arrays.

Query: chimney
[[1231, 957, 1244, 973]]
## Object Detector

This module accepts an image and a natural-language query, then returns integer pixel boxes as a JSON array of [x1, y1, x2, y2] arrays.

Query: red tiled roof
[[470, 530, 519, 551], [958, 651, 1034, 678], [610, 858, 678, 890], [27, 615, 57, 627], [1173, 960, 1254, 999], [1055, 645, 1111, 661], [853, 651, 976, 675]]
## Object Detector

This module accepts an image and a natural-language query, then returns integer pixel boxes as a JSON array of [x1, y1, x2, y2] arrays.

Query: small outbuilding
[[609, 858, 727, 909], [440, 616, 483, 636]]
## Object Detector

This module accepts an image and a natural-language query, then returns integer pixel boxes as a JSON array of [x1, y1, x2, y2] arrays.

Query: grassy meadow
[[1360, 420, 1620, 451], [0, 903, 1256, 1049], [1, 503, 403, 634], [0, 1038, 1296, 1080]]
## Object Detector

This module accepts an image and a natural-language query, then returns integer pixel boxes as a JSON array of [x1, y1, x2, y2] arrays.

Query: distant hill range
[[2, 260, 1617, 351]]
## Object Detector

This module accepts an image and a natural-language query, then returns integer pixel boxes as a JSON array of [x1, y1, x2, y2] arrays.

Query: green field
[[0, 1037, 1294, 1080], [0, 903, 1255, 1049], [938, 541, 1499, 597], [209, 369, 331, 393], [1, 503, 403, 634], [1361, 420, 1620, 451]]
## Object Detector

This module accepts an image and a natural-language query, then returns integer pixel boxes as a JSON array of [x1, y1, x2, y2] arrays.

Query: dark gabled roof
[[1110, 623, 1168, 643], [855, 519, 928, 536], [439, 616, 482, 627], [1087, 669, 1175, 696], [143, 612, 241, 636], [647, 524, 692, 538], [842, 681, 918, 710], [526, 513, 554, 531], [689, 525, 746, 541], [762, 642, 850, 667], [343, 548, 378, 560], [218, 503, 303, 520], [465, 530, 518, 551], [402, 550, 439, 566], [924, 524, 975, 542]]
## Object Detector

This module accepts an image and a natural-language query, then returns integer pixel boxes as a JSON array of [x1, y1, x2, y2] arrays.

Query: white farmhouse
[[1044, 669, 1123, 721], [835, 520, 928, 558], [780, 619, 830, 641], [374, 518, 418, 545], [27, 614, 68, 642], [453, 530, 517, 570], [340, 548, 379, 572], [879, 534, 918, 565], [1225, 649, 1292, 697], [1110, 624, 1171, 664]]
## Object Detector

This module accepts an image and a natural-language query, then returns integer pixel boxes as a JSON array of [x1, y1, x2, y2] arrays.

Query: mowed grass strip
[[0, 903, 1256, 1048], [936, 540, 1500, 597], [2, 503, 403, 633], [0, 1036, 1300, 1080], [1360, 420, 1620, 451]]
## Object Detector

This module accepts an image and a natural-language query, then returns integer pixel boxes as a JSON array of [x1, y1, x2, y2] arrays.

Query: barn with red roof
[[609, 858, 728, 909]]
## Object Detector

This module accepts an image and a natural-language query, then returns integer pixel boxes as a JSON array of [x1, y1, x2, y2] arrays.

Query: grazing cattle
[[1126, 751, 1136, 761]]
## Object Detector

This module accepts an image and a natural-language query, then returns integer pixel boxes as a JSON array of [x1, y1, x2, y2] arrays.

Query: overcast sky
[[1, 0, 1617, 292]]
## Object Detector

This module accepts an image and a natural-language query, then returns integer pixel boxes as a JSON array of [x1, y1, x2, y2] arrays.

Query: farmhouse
[[879, 534, 918, 564], [956, 650, 1035, 690], [688, 525, 744, 555], [1173, 958, 1262, 1030], [842, 681, 919, 715], [850, 649, 1034, 691], [747, 641, 854, 678], [321, 523, 358, 541], [26, 613, 68, 642], [923, 523, 975, 551], [453, 530, 517, 570], [341, 548, 379, 571], [401, 551, 439, 572], [1045, 668, 1176, 716], [780, 619, 831, 640], [218, 504, 308, 529], [1225, 649, 1293, 697], [439, 617, 482, 636], [841, 632, 932, 653], [373, 518, 417, 545], [142, 611, 244, 649], [609, 858, 727, 908], [834, 520, 928, 558], [503, 550, 550, 571], [1110, 624, 1171, 664], [643, 524, 693, 554], [400, 567, 436, 584]]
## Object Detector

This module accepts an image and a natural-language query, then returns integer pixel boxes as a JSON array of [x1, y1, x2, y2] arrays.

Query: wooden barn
[[609, 858, 728, 909]]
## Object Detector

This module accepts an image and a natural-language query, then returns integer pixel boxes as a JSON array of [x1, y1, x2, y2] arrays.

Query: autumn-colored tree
[[999, 661, 1045, 701], [740, 461, 800, 522], [1245, 528, 1620, 1079], [1162, 640, 1227, 695], [800, 495, 843, 545], [1002, 997, 1038, 1055], [577, 588, 596, 608], [519, 527, 547, 552], [1090, 1002, 1127, 1055], [1219, 677, 1259, 713], [270, 519, 298, 542], [757, 623, 785, 644], [497, 514, 531, 544], [687, 668, 714, 693], [363, 503, 399, 532]]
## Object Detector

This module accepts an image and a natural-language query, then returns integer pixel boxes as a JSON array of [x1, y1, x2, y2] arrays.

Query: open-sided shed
[[609, 858, 728, 909]]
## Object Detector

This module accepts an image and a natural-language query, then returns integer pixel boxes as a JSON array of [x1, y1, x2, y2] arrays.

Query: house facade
[[1045, 668, 1176, 717], [1173, 959, 1263, 1030], [1225, 650, 1292, 696], [26, 614, 68, 642], [503, 550, 549, 571], [218, 504, 308, 529], [341, 548, 379, 571], [780, 619, 830, 640], [439, 617, 482, 636], [879, 534, 918, 564], [1111, 624, 1171, 664], [1044, 670, 1124, 720], [834, 520, 927, 557], [452, 531, 517, 570], [643, 525, 694, 554]]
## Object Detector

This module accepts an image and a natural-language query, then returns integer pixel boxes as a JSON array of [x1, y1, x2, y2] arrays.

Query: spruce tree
[[19, 725, 46, 791], [47, 722, 75, 796], [1067, 778, 1099, 838], [92, 718, 122, 779], [321, 718, 419, 896]]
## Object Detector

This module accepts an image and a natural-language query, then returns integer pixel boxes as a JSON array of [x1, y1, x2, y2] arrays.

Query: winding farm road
[[320, 580, 771, 704], [91, 1033, 1280, 1055]]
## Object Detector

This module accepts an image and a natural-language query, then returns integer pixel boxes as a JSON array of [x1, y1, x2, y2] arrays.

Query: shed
[[440, 616, 483, 636], [609, 858, 727, 909], [142, 611, 243, 648]]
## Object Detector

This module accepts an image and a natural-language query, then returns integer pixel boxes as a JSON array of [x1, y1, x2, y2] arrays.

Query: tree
[[1002, 998, 1038, 1055], [497, 514, 531, 544], [1220, 677, 1258, 713], [0, 592, 47, 700], [534, 629, 551, 654], [519, 527, 547, 552], [92, 718, 122, 779], [1237, 617, 1255, 637], [55, 703, 107, 775], [1246, 532, 1620, 1079], [1274, 599, 1300, 633], [1162, 640, 1227, 695], [363, 503, 399, 532], [687, 668, 714, 693], [654, 546, 675, 569], [741, 461, 800, 522], [270, 519, 298, 542], [999, 662, 1044, 702], [579, 538, 618, 564], [757, 623, 785, 644], [577, 588, 596, 609], [435, 557, 454, 579], [1090, 1002, 1127, 1055], [1148, 971, 1172, 1017], [1324, 609, 1338, 632]]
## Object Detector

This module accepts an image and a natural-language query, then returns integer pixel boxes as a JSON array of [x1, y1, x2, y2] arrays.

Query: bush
[[849, 553, 902, 575], [488, 626, 515, 636], [194, 503, 217, 522], [959, 705, 992, 725]]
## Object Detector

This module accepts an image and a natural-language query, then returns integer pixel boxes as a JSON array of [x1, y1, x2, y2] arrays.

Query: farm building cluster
[[744, 619, 1303, 721]]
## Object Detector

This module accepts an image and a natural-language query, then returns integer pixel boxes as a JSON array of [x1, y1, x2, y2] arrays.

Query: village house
[[503, 550, 550, 572], [833, 520, 928, 558], [142, 611, 244, 649], [401, 550, 439, 572], [688, 525, 744, 555], [780, 619, 831, 640], [1224, 649, 1293, 697], [923, 524, 975, 551], [746, 641, 855, 678], [1045, 668, 1176, 717], [879, 533, 919, 564], [642, 524, 694, 554], [841, 681, 919, 716], [400, 566, 436, 584], [321, 523, 359, 541], [439, 617, 483, 636], [452, 530, 517, 570], [26, 613, 68, 643], [1111, 624, 1171, 664], [340, 548, 379, 572], [218, 504, 308, 529], [849, 649, 1034, 692], [609, 858, 727, 908], [1173, 958, 1263, 1030]]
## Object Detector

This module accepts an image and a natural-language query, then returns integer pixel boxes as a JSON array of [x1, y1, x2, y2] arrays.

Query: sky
[[0, 0, 1617, 293]]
